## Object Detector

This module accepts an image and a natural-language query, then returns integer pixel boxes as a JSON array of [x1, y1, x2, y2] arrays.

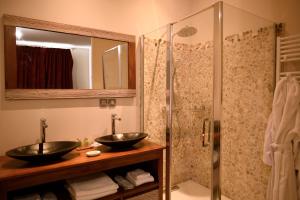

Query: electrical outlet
[[108, 99, 117, 107], [99, 99, 108, 107]]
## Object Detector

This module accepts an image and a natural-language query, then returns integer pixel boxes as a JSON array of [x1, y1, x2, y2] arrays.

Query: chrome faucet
[[40, 118, 48, 143], [111, 114, 121, 135]]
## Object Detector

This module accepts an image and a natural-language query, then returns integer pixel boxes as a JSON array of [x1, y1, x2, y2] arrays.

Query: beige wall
[[0, 0, 192, 155], [191, 0, 300, 35]]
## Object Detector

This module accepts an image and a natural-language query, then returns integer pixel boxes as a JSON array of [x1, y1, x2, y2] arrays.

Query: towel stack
[[13, 193, 41, 200], [13, 192, 57, 200], [126, 169, 154, 186], [66, 173, 119, 200]]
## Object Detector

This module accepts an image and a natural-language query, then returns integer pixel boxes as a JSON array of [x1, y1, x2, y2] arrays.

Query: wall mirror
[[3, 15, 136, 100]]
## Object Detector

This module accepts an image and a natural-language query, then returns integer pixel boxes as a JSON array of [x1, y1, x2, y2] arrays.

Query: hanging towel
[[264, 76, 300, 200], [263, 78, 288, 166]]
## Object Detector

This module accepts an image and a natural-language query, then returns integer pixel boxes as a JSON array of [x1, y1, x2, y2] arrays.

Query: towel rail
[[280, 43, 300, 50], [276, 34, 300, 83], [280, 34, 300, 40], [280, 39, 300, 45], [281, 48, 300, 54]]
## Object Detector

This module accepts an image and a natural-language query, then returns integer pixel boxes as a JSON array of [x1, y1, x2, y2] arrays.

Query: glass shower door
[[141, 2, 223, 200], [170, 2, 222, 200]]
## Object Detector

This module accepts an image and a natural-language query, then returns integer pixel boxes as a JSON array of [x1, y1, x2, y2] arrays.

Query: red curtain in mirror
[[16, 46, 73, 89]]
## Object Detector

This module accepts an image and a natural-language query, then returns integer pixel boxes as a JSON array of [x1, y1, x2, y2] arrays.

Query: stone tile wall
[[143, 25, 275, 200]]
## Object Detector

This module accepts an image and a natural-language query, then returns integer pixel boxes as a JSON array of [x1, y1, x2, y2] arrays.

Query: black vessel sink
[[6, 141, 80, 162], [95, 132, 148, 148]]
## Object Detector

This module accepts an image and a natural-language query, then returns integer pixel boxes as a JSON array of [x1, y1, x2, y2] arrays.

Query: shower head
[[175, 26, 197, 37]]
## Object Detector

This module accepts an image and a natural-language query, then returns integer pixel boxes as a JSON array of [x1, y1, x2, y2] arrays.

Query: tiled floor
[[168, 180, 231, 200]]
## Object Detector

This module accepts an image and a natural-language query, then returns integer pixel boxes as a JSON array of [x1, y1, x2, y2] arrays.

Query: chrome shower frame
[[212, 2, 223, 200]]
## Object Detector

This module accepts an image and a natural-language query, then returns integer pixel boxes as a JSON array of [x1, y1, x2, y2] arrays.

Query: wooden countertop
[[0, 140, 164, 182]]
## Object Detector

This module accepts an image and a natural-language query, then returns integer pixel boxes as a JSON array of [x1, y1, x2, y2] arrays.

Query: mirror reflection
[[103, 43, 128, 89], [14, 27, 129, 89]]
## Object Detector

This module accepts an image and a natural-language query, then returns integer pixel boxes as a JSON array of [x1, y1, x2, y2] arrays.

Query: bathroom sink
[[6, 141, 80, 162], [95, 132, 148, 148]]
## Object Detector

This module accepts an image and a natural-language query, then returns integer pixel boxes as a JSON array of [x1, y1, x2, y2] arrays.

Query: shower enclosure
[[141, 2, 275, 200]]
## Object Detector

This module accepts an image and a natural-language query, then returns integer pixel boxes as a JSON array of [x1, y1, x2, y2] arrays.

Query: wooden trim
[[5, 89, 136, 100], [3, 14, 135, 43], [158, 150, 163, 200], [4, 26, 17, 89], [128, 42, 136, 89]]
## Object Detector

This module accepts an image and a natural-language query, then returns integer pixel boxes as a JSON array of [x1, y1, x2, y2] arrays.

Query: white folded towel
[[42, 192, 57, 200], [67, 184, 118, 198], [69, 189, 117, 200], [126, 173, 154, 186], [67, 186, 117, 200], [127, 169, 151, 180], [66, 173, 119, 197], [13, 193, 41, 200]]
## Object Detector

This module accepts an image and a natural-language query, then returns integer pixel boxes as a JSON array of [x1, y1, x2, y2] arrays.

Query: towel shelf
[[0, 141, 164, 200]]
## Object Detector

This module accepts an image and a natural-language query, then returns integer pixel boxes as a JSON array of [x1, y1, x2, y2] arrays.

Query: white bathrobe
[[263, 76, 300, 200]]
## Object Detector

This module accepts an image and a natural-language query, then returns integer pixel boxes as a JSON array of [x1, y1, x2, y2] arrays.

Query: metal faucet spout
[[111, 114, 121, 135], [40, 118, 48, 143]]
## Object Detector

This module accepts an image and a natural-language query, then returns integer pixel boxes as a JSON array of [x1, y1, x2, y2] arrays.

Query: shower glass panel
[[142, 25, 170, 146], [171, 3, 214, 189], [141, 24, 171, 199], [221, 4, 275, 200]]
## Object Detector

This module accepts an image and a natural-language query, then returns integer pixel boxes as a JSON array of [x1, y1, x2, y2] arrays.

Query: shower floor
[[167, 180, 231, 200]]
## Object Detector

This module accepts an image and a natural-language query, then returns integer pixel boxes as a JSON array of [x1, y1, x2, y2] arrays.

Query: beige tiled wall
[[221, 26, 275, 200]]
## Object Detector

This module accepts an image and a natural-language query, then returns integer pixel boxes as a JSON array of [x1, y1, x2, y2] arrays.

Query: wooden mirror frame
[[3, 14, 136, 100]]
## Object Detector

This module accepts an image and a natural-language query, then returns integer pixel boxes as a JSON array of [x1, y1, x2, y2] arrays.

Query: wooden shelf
[[96, 182, 159, 200], [0, 141, 164, 200]]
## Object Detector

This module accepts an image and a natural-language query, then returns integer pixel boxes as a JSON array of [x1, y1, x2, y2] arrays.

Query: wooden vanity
[[0, 141, 164, 200]]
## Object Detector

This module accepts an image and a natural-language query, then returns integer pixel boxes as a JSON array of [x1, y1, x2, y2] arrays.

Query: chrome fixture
[[111, 114, 121, 135], [202, 118, 211, 147], [40, 118, 48, 143], [176, 26, 197, 37]]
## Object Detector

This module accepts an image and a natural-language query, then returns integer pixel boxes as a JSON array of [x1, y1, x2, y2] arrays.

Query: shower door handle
[[202, 118, 211, 147]]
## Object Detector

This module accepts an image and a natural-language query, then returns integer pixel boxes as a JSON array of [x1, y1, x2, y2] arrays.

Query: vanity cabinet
[[0, 141, 164, 200]]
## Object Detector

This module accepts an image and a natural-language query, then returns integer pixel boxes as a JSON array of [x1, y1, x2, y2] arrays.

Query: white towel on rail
[[263, 78, 287, 166], [263, 76, 300, 200]]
